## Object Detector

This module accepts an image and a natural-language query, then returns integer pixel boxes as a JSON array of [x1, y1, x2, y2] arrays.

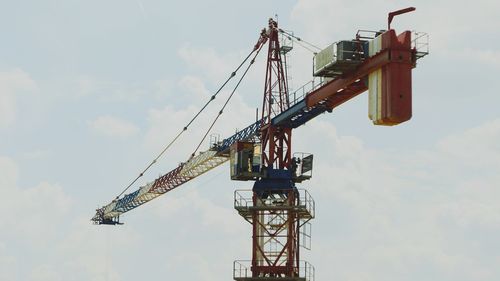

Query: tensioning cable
[[190, 43, 265, 157], [278, 28, 322, 53], [115, 48, 258, 199]]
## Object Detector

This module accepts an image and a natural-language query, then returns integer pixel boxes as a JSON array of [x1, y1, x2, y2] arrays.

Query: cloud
[[153, 78, 174, 100], [444, 48, 500, 69], [292, 118, 500, 281], [28, 265, 62, 281], [52, 218, 135, 281], [476, 49, 500, 68], [22, 149, 52, 160], [178, 45, 234, 82], [70, 75, 100, 98], [88, 115, 140, 138], [135, 0, 149, 21], [0, 156, 18, 188], [143, 74, 256, 163], [150, 187, 245, 234], [0, 157, 72, 248], [177, 44, 262, 88], [142, 104, 201, 161], [437, 118, 500, 168], [178, 75, 210, 101], [0, 156, 71, 280], [0, 242, 18, 281], [290, 0, 500, 55], [0, 68, 37, 128], [0, 155, 127, 281]]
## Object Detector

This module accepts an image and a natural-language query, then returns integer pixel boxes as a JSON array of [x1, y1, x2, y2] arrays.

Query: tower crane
[[92, 7, 428, 281]]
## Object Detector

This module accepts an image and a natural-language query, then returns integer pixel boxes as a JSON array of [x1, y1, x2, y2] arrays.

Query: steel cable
[[115, 49, 257, 199], [190, 44, 265, 157], [278, 28, 322, 53]]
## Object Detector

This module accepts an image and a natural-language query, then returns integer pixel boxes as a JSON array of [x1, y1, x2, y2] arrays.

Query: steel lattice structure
[[91, 121, 260, 224]]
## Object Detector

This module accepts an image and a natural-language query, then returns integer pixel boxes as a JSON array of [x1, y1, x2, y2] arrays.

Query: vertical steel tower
[[260, 18, 292, 171], [233, 19, 315, 281]]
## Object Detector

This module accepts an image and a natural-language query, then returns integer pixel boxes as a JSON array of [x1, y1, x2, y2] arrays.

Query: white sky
[[1, 1, 499, 281]]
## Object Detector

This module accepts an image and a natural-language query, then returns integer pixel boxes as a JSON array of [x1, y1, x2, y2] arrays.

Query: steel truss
[[92, 121, 261, 224], [234, 189, 315, 281], [261, 19, 291, 170]]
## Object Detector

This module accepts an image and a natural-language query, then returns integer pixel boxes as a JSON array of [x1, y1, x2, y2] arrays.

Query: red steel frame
[[261, 19, 292, 170], [250, 18, 300, 279], [251, 190, 300, 278]]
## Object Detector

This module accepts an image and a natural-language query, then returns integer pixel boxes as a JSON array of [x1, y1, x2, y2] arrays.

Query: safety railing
[[234, 189, 252, 209], [233, 260, 315, 281], [300, 188, 315, 219], [356, 29, 382, 40], [412, 31, 429, 59], [288, 77, 329, 106], [233, 260, 251, 280], [234, 189, 315, 219], [300, 261, 315, 281], [300, 221, 312, 250]]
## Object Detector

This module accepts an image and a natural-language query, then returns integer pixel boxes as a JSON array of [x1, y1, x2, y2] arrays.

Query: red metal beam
[[306, 49, 391, 108], [388, 7, 416, 30]]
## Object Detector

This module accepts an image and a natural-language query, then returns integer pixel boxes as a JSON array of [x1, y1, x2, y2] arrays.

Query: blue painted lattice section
[[217, 121, 261, 153], [114, 189, 140, 212], [217, 98, 326, 152], [272, 98, 328, 129]]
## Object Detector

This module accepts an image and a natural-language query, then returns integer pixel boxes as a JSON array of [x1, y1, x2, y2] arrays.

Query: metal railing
[[233, 260, 251, 279], [412, 31, 429, 59], [234, 189, 252, 209], [300, 188, 315, 219], [288, 77, 329, 106], [233, 260, 315, 281], [234, 189, 315, 219], [300, 221, 312, 250], [300, 261, 315, 281]]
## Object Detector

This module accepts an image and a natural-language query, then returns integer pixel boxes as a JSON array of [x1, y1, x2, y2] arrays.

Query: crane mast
[[232, 19, 312, 280]]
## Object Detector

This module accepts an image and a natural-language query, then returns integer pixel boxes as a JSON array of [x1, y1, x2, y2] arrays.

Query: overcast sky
[[1, 0, 499, 281]]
